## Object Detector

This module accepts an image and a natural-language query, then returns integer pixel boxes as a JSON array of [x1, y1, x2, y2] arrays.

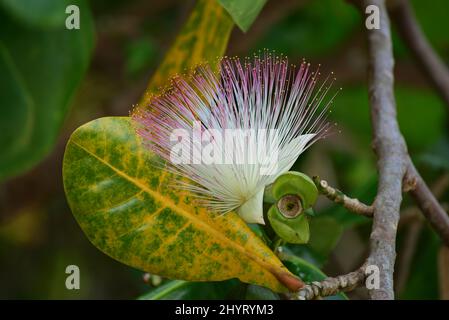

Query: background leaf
[[0, 0, 94, 181], [217, 0, 267, 32], [0, 0, 74, 28], [138, 279, 242, 300], [245, 284, 280, 300], [63, 116, 302, 293]]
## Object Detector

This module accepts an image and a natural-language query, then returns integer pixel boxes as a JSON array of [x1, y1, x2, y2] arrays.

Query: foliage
[[0, 0, 94, 181], [217, 0, 267, 32]]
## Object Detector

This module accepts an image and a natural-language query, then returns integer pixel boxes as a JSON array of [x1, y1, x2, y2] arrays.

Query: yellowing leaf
[[63, 117, 303, 292], [140, 0, 234, 104]]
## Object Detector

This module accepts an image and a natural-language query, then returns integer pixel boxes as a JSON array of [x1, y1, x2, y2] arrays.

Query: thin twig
[[405, 163, 449, 247], [389, 0, 449, 111], [313, 176, 373, 217], [290, 264, 368, 300], [399, 173, 449, 227]]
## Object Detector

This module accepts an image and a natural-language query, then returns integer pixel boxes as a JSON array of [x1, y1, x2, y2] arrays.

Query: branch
[[389, 0, 449, 110], [405, 163, 449, 247], [313, 176, 373, 217], [386, 0, 449, 247], [288, 0, 449, 300], [361, 0, 409, 300], [290, 264, 367, 300]]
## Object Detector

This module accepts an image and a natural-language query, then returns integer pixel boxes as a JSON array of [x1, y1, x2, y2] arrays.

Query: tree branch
[[387, 0, 449, 247], [290, 263, 367, 300], [361, 0, 409, 300], [405, 163, 449, 247], [389, 0, 449, 110], [313, 176, 373, 217]]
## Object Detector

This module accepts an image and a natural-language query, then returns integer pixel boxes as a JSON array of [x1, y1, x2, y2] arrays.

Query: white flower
[[133, 54, 336, 224]]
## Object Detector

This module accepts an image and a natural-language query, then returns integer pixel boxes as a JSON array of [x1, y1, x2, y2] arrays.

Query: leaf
[[140, 0, 234, 104], [0, 0, 94, 181], [245, 284, 280, 300], [307, 216, 343, 260], [138, 279, 241, 300], [217, 0, 267, 32], [0, 0, 74, 27], [63, 117, 303, 292]]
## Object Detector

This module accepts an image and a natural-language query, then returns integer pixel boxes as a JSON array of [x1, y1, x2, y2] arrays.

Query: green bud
[[264, 171, 318, 244], [271, 171, 318, 209], [267, 204, 310, 244]]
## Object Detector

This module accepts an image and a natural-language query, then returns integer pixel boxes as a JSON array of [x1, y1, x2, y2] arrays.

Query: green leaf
[[138, 279, 241, 300], [63, 116, 303, 293], [0, 0, 74, 28], [307, 216, 343, 260], [245, 284, 280, 300], [217, 0, 267, 32], [0, 0, 94, 181], [141, 0, 234, 103]]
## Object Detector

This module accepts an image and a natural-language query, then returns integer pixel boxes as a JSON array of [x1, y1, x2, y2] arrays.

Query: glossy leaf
[[140, 0, 234, 104], [245, 284, 280, 300], [307, 216, 343, 261], [63, 117, 303, 292], [0, 0, 74, 27], [0, 0, 94, 181], [217, 0, 267, 32], [138, 279, 241, 300]]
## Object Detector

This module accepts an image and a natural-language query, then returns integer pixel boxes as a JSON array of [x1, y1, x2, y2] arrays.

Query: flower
[[133, 53, 337, 224]]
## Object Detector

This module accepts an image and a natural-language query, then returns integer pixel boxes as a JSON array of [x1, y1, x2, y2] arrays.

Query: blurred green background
[[0, 0, 448, 299]]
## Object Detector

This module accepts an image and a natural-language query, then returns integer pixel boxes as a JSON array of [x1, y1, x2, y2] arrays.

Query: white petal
[[278, 133, 316, 174], [261, 133, 316, 185], [236, 188, 265, 224]]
